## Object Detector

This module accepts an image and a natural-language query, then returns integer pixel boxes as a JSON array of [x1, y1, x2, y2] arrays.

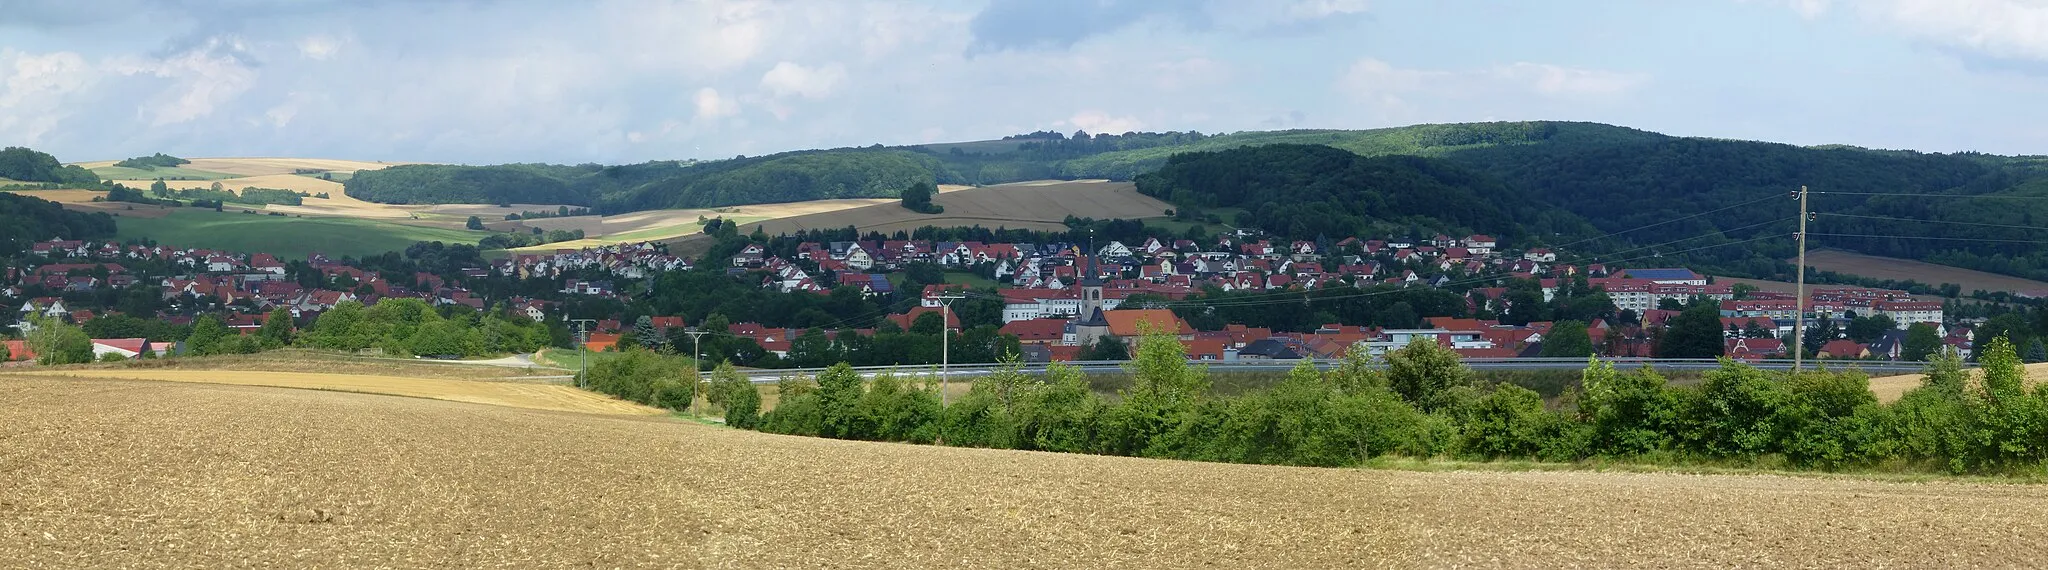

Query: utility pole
[[934, 292, 967, 406], [568, 318, 597, 387], [1792, 186, 1810, 374], [684, 326, 708, 416]]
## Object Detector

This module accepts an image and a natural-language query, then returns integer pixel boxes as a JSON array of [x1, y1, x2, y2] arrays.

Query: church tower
[[1073, 250, 1111, 350]]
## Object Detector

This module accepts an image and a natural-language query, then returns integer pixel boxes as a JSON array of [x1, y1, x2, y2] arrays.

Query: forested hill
[[1122, 125, 2048, 282], [329, 120, 2048, 281], [344, 149, 956, 213], [0, 192, 117, 256], [0, 147, 100, 186], [1134, 144, 1592, 242]]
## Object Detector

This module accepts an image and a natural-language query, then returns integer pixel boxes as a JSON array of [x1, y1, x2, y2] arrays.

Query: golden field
[[671, 180, 1173, 242], [5, 369, 2048, 567]]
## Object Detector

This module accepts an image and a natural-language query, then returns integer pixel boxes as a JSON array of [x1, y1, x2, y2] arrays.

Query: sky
[[4, 0, 2048, 164]]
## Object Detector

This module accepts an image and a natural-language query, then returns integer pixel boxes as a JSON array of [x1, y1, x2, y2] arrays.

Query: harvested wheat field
[[13, 368, 650, 415], [177, 157, 407, 177], [6, 377, 2048, 568], [1867, 362, 2048, 403], [0, 189, 105, 203], [726, 180, 1171, 239], [1799, 249, 2048, 296], [514, 199, 899, 251]]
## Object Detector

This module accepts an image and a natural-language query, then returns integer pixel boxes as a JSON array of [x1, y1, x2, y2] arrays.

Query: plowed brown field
[[5, 376, 2047, 568]]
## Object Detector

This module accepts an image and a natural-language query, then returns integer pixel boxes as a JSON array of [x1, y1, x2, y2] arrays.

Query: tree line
[[714, 329, 2048, 475], [0, 192, 117, 257], [18, 300, 560, 364]]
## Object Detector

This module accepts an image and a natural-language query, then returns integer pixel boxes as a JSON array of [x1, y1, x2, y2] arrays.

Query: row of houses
[[497, 242, 691, 287]]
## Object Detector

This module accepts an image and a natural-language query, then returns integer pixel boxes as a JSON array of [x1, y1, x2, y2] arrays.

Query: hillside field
[[4, 375, 2048, 567], [1798, 249, 2048, 296], [669, 180, 1170, 249], [113, 209, 487, 259]]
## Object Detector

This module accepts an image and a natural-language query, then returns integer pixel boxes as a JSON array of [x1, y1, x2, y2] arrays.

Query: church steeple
[[1077, 233, 1107, 328]]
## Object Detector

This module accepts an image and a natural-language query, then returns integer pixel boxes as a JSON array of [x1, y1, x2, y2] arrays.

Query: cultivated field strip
[[12, 369, 659, 416], [737, 180, 1173, 237], [5, 377, 2047, 568]]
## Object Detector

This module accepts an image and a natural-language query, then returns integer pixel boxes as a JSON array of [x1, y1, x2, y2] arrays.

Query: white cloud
[[694, 87, 740, 120], [1064, 111, 1145, 135], [0, 50, 96, 145], [1285, 0, 1370, 21], [106, 38, 260, 127], [1863, 0, 2048, 61], [759, 61, 847, 99], [1338, 58, 1647, 106], [298, 35, 343, 60], [1494, 62, 1649, 98]]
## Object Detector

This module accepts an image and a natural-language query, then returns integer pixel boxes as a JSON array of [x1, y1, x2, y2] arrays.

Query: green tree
[[1082, 335, 1128, 360], [1901, 323, 1942, 362], [900, 182, 939, 214], [1976, 313, 2031, 358], [1383, 336, 1473, 412], [1655, 303, 1725, 359], [632, 315, 666, 352], [1540, 320, 1594, 358], [257, 307, 294, 348], [789, 328, 838, 368], [816, 363, 868, 439], [465, 215, 485, 230], [185, 315, 233, 356], [582, 349, 690, 409], [1846, 314, 1896, 344], [1689, 361, 1787, 457], [26, 315, 93, 365], [707, 361, 761, 428]]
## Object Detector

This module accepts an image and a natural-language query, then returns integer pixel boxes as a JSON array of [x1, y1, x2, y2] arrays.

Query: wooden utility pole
[[1793, 186, 1809, 374]]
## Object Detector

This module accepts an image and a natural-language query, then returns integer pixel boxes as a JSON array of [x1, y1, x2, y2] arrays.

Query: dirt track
[[5, 376, 2048, 568]]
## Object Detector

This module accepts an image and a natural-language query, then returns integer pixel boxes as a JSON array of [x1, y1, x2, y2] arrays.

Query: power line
[[1815, 212, 2048, 233], [1584, 217, 1794, 261], [1813, 190, 2048, 200], [1546, 193, 1785, 251], [1806, 232, 2048, 245]]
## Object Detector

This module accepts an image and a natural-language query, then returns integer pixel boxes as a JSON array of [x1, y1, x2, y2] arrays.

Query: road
[[741, 357, 1945, 383]]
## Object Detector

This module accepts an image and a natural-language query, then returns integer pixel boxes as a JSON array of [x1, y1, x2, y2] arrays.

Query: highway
[[741, 357, 1945, 383]]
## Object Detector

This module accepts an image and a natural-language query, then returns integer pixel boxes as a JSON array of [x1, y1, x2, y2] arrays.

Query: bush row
[[743, 332, 2048, 475]]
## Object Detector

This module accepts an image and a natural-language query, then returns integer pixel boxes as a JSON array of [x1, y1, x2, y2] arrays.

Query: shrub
[[706, 362, 761, 429], [860, 372, 941, 443], [1685, 361, 1787, 458], [582, 349, 689, 409], [1777, 368, 1883, 468], [1384, 337, 1473, 412], [1461, 384, 1576, 460]]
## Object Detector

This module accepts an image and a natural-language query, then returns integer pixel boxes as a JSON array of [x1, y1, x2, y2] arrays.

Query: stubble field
[[5, 374, 2048, 568], [661, 180, 1173, 252], [1799, 248, 2048, 296]]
